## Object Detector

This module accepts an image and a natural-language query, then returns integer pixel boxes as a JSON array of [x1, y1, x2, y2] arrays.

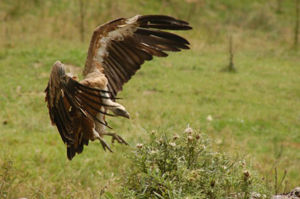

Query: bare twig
[[228, 35, 235, 71], [276, 0, 283, 14], [78, 0, 85, 42], [275, 168, 278, 195], [274, 168, 288, 195], [279, 169, 287, 192], [222, 35, 237, 72], [294, 0, 299, 50]]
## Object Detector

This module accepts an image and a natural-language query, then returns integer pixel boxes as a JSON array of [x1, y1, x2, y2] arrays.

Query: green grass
[[0, 0, 300, 198]]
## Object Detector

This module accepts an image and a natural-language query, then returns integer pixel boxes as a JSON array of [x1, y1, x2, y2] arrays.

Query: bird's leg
[[92, 129, 112, 152], [102, 132, 128, 145], [98, 136, 113, 152]]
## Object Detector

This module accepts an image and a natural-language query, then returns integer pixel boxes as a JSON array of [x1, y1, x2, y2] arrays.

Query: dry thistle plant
[[118, 127, 271, 199]]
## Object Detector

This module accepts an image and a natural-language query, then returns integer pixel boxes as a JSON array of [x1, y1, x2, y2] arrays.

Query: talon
[[111, 136, 117, 144], [99, 136, 113, 152], [116, 134, 128, 145], [105, 132, 128, 145]]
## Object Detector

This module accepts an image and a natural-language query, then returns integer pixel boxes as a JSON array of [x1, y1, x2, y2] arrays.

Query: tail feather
[[67, 140, 88, 160]]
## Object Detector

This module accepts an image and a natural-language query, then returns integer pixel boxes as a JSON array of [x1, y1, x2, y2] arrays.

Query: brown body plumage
[[45, 15, 192, 160]]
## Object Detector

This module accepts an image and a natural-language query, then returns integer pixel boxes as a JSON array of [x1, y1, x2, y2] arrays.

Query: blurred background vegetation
[[0, 0, 299, 198], [0, 0, 298, 46]]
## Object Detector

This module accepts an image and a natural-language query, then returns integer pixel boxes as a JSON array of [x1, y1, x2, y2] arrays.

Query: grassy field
[[0, 0, 300, 198]]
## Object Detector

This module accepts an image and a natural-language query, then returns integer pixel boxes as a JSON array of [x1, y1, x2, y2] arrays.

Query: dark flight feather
[[45, 62, 114, 160], [46, 15, 191, 160], [84, 15, 192, 97]]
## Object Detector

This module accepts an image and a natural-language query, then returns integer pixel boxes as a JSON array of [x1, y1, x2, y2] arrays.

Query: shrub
[[119, 127, 271, 199], [0, 159, 18, 199]]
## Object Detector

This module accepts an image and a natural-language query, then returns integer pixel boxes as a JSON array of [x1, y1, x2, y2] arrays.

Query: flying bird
[[45, 15, 192, 160]]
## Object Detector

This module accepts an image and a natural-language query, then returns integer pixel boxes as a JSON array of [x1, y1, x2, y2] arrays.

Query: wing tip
[[137, 14, 192, 31]]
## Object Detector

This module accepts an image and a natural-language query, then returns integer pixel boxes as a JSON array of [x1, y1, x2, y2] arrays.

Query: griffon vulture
[[45, 15, 192, 160]]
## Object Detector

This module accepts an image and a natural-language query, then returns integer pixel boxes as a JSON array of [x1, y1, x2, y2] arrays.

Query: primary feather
[[45, 15, 192, 160]]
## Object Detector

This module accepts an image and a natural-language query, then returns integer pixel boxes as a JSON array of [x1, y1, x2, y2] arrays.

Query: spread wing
[[83, 15, 192, 97], [45, 61, 114, 160]]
